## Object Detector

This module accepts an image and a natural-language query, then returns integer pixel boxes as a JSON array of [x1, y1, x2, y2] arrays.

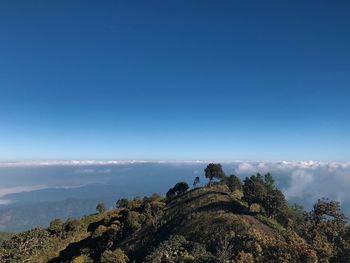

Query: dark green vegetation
[[1, 163, 350, 262], [0, 232, 12, 245]]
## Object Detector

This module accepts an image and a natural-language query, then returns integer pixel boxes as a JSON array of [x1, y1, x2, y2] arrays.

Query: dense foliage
[[1, 164, 349, 262]]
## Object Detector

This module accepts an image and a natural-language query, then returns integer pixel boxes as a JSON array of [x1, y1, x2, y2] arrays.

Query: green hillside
[[0, 232, 12, 245], [0, 164, 349, 262]]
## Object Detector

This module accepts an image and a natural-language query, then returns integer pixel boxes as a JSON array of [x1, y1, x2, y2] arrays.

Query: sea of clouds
[[0, 160, 349, 214], [230, 161, 350, 213]]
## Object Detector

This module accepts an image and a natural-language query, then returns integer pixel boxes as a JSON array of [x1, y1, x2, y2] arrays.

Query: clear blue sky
[[0, 1, 349, 161]]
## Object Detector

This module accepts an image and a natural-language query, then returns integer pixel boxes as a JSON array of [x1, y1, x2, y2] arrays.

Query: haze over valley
[[1, 160, 349, 232]]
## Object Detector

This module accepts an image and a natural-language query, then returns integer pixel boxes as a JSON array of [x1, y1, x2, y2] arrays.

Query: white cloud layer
[[0, 160, 349, 214], [0, 160, 150, 167], [0, 185, 47, 197], [230, 161, 350, 212], [0, 185, 47, 205]]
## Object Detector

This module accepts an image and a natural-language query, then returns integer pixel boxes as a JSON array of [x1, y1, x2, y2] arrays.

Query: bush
[[166, 182, 189, 200], [0, 227, 50, 262], [116, 198, 129, 209], [92, 225, 107, 239], [71, 254, 92, 263], [64, 218, 80, 232], [144, 235, 189, 262], [125, 211, 141, 233], [100, 249, 128, 263], [48, 218, 64, 236]]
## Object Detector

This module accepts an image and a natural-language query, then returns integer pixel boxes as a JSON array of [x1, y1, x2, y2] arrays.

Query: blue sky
[[0, 1, 349, 161]]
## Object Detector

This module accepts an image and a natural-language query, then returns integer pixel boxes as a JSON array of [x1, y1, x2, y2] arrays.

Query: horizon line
[[0, 159, 349, 167]]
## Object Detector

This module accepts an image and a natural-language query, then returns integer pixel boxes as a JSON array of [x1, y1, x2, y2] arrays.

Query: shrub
[[48, 218, 64, 236], [71, 254, 92, 263], [96, 202, 106, 214], [100, 249, 128, 263], [92, 225, 107, 239], [166, 182, 189, 200], [125, 211, 141, 233], [116, 198, 129, 209], [64, 218, 80, 232]]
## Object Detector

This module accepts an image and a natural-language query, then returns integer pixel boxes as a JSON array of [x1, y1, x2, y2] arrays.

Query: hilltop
[[0, 164, 349, 262]]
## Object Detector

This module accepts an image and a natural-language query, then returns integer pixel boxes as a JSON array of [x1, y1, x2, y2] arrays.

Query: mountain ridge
[[1, 164, 349, 262]]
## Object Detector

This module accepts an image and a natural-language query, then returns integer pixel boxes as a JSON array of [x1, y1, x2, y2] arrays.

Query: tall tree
[[242, 174, 267, 209], [224, 174, 242, 192], [264, 173, 275, 189], [96, 202, 106, 214], [263, 189, 286, 217], [193, 176, 200, 188], [242, 173, 286, 218], [204, 163, 226, 184], [301, 198, 349, 261]]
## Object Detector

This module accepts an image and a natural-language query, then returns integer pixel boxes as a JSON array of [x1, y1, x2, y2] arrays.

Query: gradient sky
[[0, 1, 349, 161]]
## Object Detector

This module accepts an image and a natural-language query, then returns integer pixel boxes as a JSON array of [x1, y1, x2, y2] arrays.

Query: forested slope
[[1, 164, 349, 262]]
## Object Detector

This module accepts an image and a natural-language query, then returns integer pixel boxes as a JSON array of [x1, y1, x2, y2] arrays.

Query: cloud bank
[[0, 185, 48, 205], [0, 160, 150, 167], [0, 160, 349, 214], [230, 161, 350, 212], [0, 185, 48, 197]]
